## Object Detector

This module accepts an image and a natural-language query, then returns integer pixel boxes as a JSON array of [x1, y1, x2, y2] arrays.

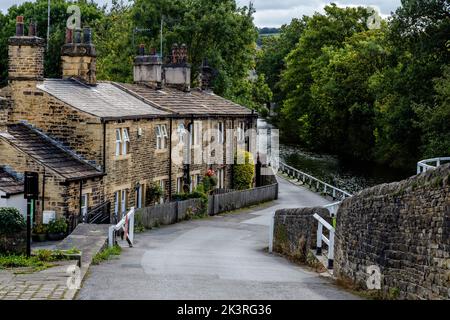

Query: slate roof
[[37, 79, 169, 120], [0, 167, 23, 196], [111, 83, 254, 116], [0, 123, 103, 181]]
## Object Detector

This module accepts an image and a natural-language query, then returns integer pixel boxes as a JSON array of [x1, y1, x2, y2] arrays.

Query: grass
[[92, 245, 122, 265], [0, 254, 53, 272]]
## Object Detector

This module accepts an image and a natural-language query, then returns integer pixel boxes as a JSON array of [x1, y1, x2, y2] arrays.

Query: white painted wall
[[0, 191, 27, 218]]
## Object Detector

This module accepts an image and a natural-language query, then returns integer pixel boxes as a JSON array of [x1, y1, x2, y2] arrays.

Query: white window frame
[[81, 193, 88, 218], [156, 125, 162, 149], [238, 121, 245, 142], [193, 121, 201, 146], [121, 189, 127, 214], [115, 129, 122, 156], [178, 123, 186, 144], [156, 124, 169, 150], [217, 121, 224, 144], [122, 128, 130, 155], [136, 184, 143, 209], [114, 191, 120, 217]]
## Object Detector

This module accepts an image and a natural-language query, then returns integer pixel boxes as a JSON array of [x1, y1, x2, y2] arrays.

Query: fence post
[[328, 229, 334, 269], [316, 223, 323, 255], [269, 213, 274, 253]]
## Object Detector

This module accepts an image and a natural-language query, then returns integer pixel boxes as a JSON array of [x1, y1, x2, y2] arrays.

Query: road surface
[[77, 177, 357, 300]]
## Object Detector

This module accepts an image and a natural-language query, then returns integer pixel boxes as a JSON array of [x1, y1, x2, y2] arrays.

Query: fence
[[137, 183, 279, 229], [208, 183, 278, 215], [313, 213, 335, 269], [417, 157, 450, 174]]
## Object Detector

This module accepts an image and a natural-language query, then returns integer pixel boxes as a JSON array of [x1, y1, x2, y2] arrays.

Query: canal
[[258, 119, 412, 194]]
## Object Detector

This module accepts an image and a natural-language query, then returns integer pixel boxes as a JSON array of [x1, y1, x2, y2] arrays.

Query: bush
[[0, 208, 26, 235], [146, 182, 163, 205], [233, 149, 255, 190], [47, 218, 68, 234], [33, 224, 47, 234]]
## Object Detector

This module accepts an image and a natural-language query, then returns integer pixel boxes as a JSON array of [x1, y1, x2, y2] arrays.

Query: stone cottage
[[0, 17, 257, 226]]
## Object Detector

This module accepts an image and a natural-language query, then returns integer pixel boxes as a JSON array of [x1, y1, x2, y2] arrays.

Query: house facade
[[0, 17, 257, 226]]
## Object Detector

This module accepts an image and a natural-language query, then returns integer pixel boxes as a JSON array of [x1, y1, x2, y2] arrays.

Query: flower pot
[[47, 232, 65, 241], [32, 233, 47, 242]]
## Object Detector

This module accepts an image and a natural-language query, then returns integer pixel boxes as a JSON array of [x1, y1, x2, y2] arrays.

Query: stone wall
[[335, 164, 450, 300], [273, 207, 331, 263]]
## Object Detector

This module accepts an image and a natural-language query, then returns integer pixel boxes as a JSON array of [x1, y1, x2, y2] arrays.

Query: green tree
[[233, 149, 255, 190]]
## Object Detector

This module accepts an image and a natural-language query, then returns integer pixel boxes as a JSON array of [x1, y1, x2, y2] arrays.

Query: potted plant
[[47, 218, 68, 241], [32, 224, 48, 242]]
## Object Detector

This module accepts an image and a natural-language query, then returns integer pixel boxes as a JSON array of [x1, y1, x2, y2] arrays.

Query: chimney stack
[[199, 59, 216, 92], [61, 27, 97, 85], [8, 16, 45, 82], [133, 44, 162, 88], [163, 43, 191, 92]]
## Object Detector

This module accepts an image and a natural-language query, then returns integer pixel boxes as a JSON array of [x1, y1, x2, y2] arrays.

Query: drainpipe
[[168, 118, 173, 201], [41, 168, 46, 213], [102, 120, 107, 173], [79, 180, 83, 222]]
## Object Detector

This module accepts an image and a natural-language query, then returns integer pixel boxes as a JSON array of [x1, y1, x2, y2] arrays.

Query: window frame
[[115, 129, 122, 156], [122, 128, 130, 155]]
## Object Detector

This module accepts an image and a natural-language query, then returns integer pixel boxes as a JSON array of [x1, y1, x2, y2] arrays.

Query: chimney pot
[[139, 44, 145, 56], [16, 16, 24, 36], [28, 20, 36, 37], [65, 28, 73, 44], [83, 27, 92, 44], [74, 28, 82, 44]]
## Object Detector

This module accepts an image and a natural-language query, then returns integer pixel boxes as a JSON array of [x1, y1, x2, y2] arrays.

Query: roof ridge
[[15, 122, 102, 173]]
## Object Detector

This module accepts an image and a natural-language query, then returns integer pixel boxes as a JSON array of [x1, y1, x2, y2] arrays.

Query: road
[[77, 177, 357, 300]]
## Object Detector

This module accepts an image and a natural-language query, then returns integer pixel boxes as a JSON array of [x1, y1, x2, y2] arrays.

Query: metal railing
[[108, 207, 135, 248], [83, 200, 111, 224], [417, 157, 450, 174], [313, 213, 335, 269], [279, 161, 352, 200]]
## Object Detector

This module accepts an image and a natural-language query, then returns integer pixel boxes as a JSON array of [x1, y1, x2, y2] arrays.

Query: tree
[[279, 4, 371, 146]]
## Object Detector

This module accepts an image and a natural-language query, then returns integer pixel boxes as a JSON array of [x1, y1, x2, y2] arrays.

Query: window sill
[[155, 149, 168, 154], [114, 154, 131, 161]]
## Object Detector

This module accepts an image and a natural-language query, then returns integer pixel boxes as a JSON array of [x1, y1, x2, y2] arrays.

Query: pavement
[[0, 224, 109, 300], [77, 177, 358, 300]]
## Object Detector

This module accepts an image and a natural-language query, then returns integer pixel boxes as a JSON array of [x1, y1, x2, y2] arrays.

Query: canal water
[[258, 119, 412, 194]]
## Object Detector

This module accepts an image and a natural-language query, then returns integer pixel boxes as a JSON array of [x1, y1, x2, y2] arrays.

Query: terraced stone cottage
[[0, 17, 257, 229]]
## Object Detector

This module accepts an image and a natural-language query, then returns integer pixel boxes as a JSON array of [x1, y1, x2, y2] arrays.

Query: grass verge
[[92, 245, 122, 265], [0, 255, 53, 272]]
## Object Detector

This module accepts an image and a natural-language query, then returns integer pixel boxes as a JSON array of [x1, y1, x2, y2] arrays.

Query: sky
[[0, 0, 402, 27]]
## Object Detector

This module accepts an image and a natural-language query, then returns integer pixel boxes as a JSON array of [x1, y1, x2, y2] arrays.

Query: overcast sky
[[0, 0, 402, 27]]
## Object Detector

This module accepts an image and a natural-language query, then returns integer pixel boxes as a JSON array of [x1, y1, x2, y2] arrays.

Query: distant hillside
[[258, 27, 281, 35]]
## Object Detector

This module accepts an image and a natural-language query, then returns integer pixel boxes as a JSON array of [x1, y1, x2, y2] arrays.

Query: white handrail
[[279, 161, 352, 200], [108, 207, 135, 248], [313, 213, 335, 269], [417, 157, 450, 174]]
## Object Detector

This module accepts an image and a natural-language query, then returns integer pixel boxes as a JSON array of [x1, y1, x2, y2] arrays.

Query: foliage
[[201, 171, 218, 193], [33, 223, 47, 234], [233, 149, 255, 190], [146, 182, 164, 205], [0, 208, 26, 235], [92, 245, 121, 265], [0, 254, 51, 271], [133, 211, 146, 233], [47, 218, 67, 234], [258, 1, 450, 170]]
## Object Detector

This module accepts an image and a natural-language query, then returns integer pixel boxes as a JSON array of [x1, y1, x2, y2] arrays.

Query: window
[[176, 177, 183, 193], [122, 128, 130, 155], [193, 121, 201, 146], [159, 180, 165, 204], [156, 124, 168, 149], [115, 128, 130, 156], [115, 129, 122, 156], [81, 194, 88, 219], [136, 184, 143, 209], [217, 122, 224, 144], [114, 191, 120, 218], [121, 189, 127, 214], [238, 121, 245, 142], [196, 174, 202, 186], [218, 169, 225, 189], [177, 123, 186, 144]]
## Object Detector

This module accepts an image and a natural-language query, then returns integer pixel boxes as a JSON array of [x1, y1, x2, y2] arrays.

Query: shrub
[[146, 182, 163, 205], [233, 149, 255, 190], [0, 208, 26, 235], [47, 218, 68, 234], [92, 245, 122, 265], [202, 174, 218, 193], [33, 224, 47, 234]]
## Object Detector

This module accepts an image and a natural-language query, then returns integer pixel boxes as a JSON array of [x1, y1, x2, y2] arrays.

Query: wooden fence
[[137, 182, 278, 229]]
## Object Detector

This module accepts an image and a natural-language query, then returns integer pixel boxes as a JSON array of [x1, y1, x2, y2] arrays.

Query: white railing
[[313, 213, 335, 269], [279, 162, 352, 200], [417, 157, 450, 174], [108, 207, 135, 248]]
